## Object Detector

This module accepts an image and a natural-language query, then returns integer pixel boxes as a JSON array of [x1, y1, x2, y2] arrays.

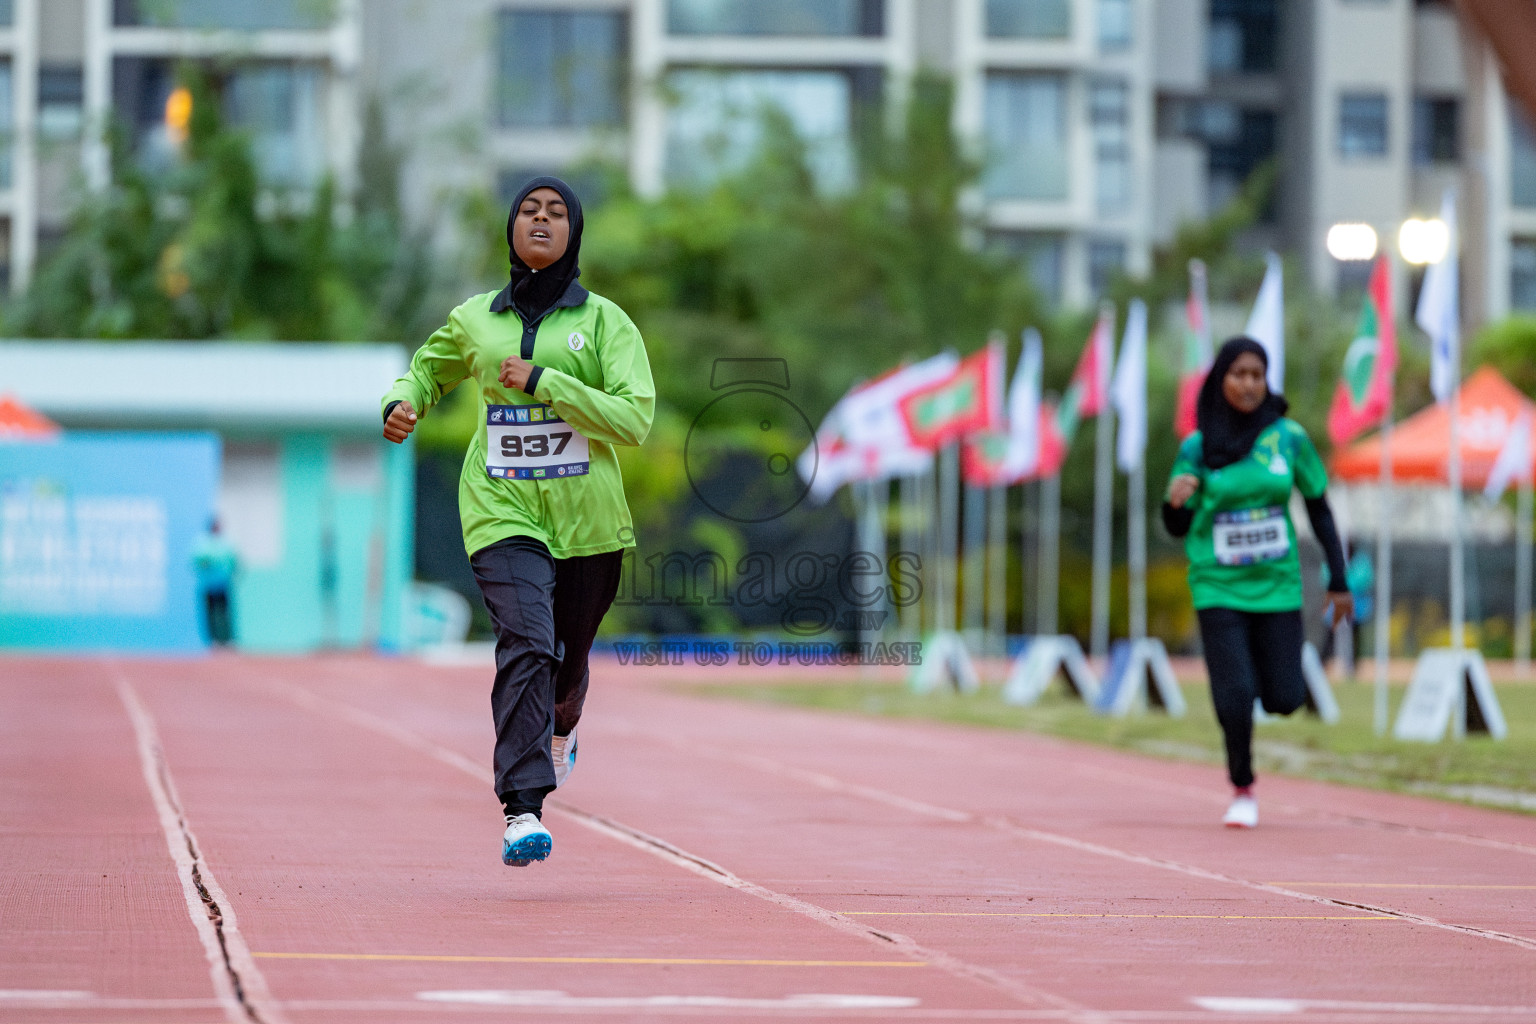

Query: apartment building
[[7, 0, 1536, 322]]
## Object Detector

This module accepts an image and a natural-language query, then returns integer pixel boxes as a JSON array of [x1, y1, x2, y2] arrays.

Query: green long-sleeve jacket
[[383, 287, 654, 558]]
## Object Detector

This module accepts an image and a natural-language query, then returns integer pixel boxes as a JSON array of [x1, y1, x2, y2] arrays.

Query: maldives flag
[[1327, 255, 1398, 446], [1175, 259, 1212, 438], [1035, 402, 1071, 478], [1069, 305, 1115, 418], [900, 338, 1005, 450]]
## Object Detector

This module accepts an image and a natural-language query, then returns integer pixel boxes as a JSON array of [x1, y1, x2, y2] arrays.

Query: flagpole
[[1128, 459, 1146, 642], [1091, 362, 1115, 662], [1039, 469, 1061, 636], [1449, 339, 1465, 652], [988, 483, 1006, 658], [939, 444, 960, 635], [1374, 411, 1394, 736], [963, 482, 984, 645], [1517, 470, 1532, 675], [922, 465, 938, 637], [898, 473, 918, 639]]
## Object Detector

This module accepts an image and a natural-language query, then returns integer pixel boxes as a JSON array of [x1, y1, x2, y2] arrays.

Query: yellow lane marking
[[838, 912, 1395, 920], [1268, 883, 1536, 890], [253, 952, 923, 968]]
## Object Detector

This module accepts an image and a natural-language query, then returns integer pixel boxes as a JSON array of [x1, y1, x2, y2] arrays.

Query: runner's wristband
[[525, 365, 544, 395], [383, 400, 402, 424]]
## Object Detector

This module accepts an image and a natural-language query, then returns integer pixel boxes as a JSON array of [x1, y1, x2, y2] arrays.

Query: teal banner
[[0, 433, 220, 652]]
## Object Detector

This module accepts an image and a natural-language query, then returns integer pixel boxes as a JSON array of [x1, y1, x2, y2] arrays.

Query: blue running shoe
[[552, 729, 577, 788], [502, 813, 552, 866]]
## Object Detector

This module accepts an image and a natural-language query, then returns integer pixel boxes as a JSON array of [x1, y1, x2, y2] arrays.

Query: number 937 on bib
[[485, 404, 590, 480]]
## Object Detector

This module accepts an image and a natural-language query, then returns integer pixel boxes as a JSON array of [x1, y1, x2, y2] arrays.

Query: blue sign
[[0, 433, 220, 652]]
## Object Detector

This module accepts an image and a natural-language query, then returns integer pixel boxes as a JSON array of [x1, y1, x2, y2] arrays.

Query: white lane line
[[113, 667, 291, 1024], [665, 738, 1536, 953], [246, 674, 1100, 1022], [1194, 995, 1536, 1015], [419, 990, 921, 1009]]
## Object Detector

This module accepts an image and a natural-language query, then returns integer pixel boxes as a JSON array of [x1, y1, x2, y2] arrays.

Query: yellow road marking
[[838, 912, 1396, 920], [253, 952, 923, 967], [1268, 883, 1536, 890]]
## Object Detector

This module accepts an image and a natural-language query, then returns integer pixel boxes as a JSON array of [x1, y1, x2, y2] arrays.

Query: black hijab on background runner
[[490, 176, 587, 322], [1197, 336, 1289, 470]]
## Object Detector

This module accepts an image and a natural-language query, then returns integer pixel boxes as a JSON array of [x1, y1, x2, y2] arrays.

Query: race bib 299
[[485, 404, 590, 480], [1212, 506, 1290, 566]]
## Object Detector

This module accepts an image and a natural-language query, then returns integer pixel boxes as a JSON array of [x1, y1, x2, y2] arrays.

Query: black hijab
[[490, 175, 587, 322], [1197, 336, 1289, 470]]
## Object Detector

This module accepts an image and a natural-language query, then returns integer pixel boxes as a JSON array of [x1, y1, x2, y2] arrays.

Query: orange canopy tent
[[1332, 366, 1534, 490], [0, 393, 60, 438]]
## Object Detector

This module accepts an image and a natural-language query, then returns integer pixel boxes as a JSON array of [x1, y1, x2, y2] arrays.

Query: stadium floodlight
[[1399, 217, 1449, 265], [1326, 222, 1378, 262]]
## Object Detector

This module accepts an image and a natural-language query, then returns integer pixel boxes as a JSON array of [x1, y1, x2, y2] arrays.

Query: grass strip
[[688, 679, 1536, 812]]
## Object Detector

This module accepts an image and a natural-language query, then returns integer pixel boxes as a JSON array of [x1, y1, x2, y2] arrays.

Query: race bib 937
[[486, 404, 589, 480]]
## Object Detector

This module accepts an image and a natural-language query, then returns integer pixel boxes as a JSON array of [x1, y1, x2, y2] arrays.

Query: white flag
[[1244, 252, 1285, 394], [1417, 191, 1460, 404], [1110, 298, 1148, 472], [999, 328, 1043, 481], [1484, 409, 1533, 502]]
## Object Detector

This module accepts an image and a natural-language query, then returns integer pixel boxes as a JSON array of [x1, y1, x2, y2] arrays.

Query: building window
[[1090, 79, 1130, 214], [991, 231, 1065, 305], [1512, 109, 1536, 209], [1088, 239, 1126, 294], [1203, 103, 1276, 218], [1208, 0, 1278, 74], [497, 11, 628, 129], [40, 65, 86, 141], [1513, 239, 1536, 311], [1338, 92, 1388, 158], [112, 57, 326, 187], [667, 0, 882, 36], [664, 68, 868, 191], [112, 0, 330, 29], [983, 73, 1068, 200], [986, 0, 1071, 39], [0, 2, 11, 26], [1098, 0, 1132, 51], [1412, 96, 1458, 165]]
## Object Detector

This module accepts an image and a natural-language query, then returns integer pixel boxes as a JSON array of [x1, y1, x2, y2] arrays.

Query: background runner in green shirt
[[1163, 337, 1350, 829], [382, 176, 653, 867]]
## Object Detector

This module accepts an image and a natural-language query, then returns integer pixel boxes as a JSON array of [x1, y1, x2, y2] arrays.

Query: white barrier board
[[1394, 648, 1507, 742], [910, 630, 981, 695], [1098, 638, 1186, 718], [1002, 635, 1100, 706]]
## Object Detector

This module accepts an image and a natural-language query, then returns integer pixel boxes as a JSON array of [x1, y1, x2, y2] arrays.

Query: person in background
[[1163, 337, 1352, 829], [192, 518, 238, 646], [381, 176, 653, 868]]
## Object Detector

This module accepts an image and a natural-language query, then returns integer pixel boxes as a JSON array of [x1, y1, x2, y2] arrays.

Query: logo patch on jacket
[[568, 331, 585, 351]]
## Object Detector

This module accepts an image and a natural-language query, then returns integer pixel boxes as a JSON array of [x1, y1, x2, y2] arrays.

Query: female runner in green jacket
[[1163, 337, 1350, 829], [382, 176, 654, 865]]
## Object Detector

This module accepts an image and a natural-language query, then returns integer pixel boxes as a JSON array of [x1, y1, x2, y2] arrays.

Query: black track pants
[[469, 536, 624, 818], [1196, 606, 1307, 789]]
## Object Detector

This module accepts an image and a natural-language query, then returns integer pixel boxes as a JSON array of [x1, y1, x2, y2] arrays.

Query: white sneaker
[[502, 813, 552, 866], [552, 729, 577, 788], [1223, 795, 1258, 829]]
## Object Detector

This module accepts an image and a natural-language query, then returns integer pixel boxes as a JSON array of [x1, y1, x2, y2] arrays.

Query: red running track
[[2, 652, 1534, 1024]]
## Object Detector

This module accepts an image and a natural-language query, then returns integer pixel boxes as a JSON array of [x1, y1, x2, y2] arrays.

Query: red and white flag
[[1175, 259, 1212, 438], [899, 339, 1005, 451], [798, 352, 958, 501]]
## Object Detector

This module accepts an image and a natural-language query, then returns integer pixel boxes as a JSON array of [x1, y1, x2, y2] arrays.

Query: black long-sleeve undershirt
[[1161, 493, 1351, 594]]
